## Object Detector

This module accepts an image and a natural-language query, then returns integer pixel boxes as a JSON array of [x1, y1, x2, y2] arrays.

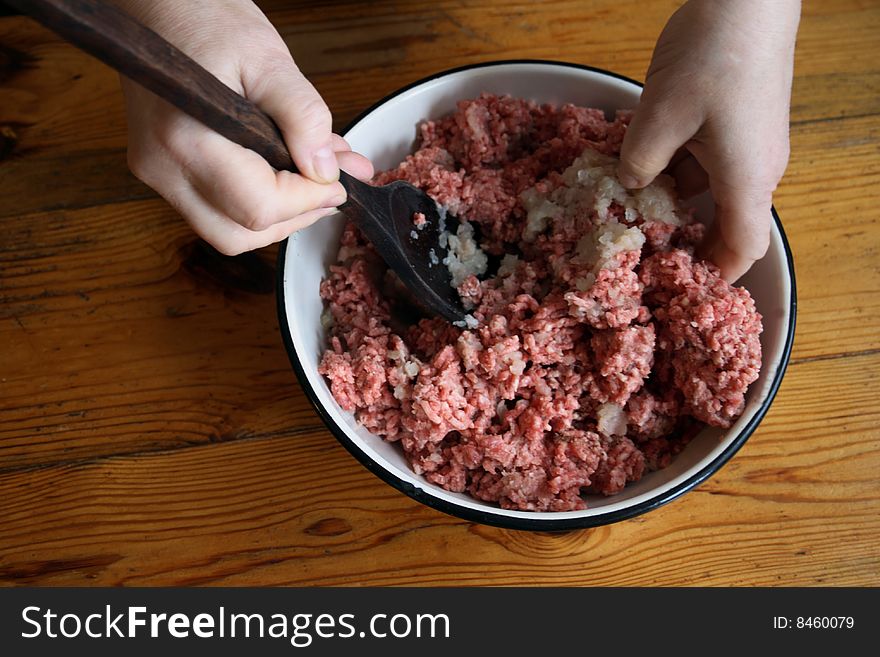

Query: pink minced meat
[[640, 249, 763, 427], [318, 93, 763, 511], [589, 324, 655, 405]]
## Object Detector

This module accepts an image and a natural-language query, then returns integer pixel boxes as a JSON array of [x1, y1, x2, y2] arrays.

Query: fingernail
[[313, 147, 339, 183], [323, 193, 347, 209]]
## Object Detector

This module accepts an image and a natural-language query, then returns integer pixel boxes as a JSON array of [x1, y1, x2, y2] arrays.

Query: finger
[[166, 183, 339, 256], [669, 152, 709, 199], [618, 90, 702, 189], [337, 149, 374, 183], [245, 58, 339, 183], [698, 220, 755, 283], [699, 188, 773, 283], [333, 133, 375, 181], [332, 133, 352, 152], [176, 129, 346, 231]]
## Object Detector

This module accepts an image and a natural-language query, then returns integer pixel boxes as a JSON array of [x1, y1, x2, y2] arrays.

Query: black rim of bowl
[[275, 59, 798, 531]]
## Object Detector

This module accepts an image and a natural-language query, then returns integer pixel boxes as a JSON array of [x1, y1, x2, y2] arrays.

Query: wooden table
[[1, 0, 877, 587]]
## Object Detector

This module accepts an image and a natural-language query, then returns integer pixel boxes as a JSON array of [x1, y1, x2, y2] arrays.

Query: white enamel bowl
[[277, 61, 796, 530]]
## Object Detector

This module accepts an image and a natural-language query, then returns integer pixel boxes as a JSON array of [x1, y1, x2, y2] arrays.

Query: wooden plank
[[780, 114, 880, 361], [0, 21, 128, 153], [0, 197, 321, 470], [0, 147, 154, 217], [0, 352, 876, 586]]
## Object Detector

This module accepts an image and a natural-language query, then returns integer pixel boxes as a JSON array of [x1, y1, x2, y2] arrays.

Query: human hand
[[618, 0, 800, 281], [115, 0, 373, 255]]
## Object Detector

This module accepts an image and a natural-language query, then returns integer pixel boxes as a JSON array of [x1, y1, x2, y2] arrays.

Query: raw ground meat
[[319, 93, 763, 511]]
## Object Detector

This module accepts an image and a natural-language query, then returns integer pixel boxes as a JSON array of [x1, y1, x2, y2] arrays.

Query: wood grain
[[780, 114, 880, 361], [1, 0, 879, 587], [0, 352, 877, 586]]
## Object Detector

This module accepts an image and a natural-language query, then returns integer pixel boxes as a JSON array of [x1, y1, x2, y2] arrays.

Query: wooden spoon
[[11, 0, 467, 323]]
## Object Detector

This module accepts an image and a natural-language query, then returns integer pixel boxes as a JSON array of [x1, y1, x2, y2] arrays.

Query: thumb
[[699, 185, 773, 283], [618, 91, 699, 189], [246, 60, 339, 184]]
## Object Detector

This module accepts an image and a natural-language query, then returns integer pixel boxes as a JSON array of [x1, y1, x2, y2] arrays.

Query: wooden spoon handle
[[9, 0, 297, 172]]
